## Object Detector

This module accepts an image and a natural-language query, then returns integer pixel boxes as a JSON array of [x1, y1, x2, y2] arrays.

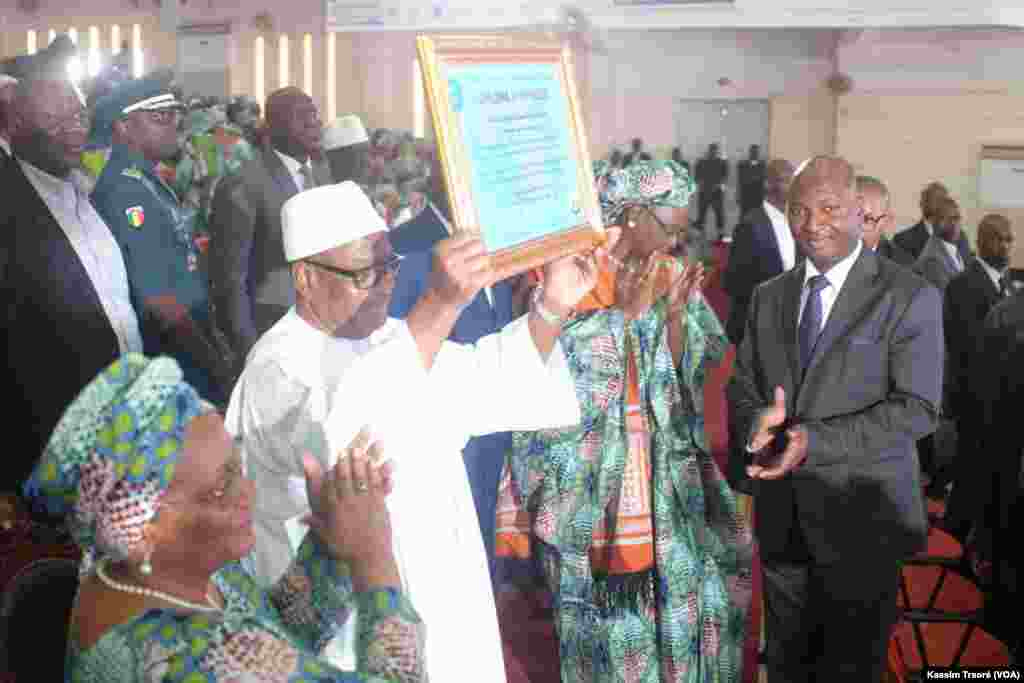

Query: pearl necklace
[[96, 557, 221, 613]]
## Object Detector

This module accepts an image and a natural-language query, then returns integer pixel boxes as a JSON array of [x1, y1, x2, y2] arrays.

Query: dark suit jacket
[[0, 160, 124, 491], [943, 259, 1002, 421], [208, 143, 328, 363], [914, 235, 967, 293], [875, 236, 913, 267], [388, 203, 451, 257], [727, 249, 942, 563], [737, 159, 765, 207], [724, 205, 787, 346], [894, 220, 971, 262]]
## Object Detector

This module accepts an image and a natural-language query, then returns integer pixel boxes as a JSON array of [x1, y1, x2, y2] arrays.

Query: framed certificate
[[416, 34, 605, 279]]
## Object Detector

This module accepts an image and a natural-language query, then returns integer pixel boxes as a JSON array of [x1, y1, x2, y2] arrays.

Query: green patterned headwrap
[[23, 354, 214, 571], [593, 159, 696, 225]]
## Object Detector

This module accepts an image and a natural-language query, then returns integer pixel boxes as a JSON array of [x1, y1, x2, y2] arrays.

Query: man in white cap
[[322, 113, 369, 185], [227, 181, 612, 682]]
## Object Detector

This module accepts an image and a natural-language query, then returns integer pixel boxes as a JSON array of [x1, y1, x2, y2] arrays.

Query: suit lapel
[[262, 144, 301, 197], [12, 163, 111, 323], [802, 249, 880, 383], [781, 263, 804, 388], [969, 261, 999, 305], [756, 207, 785, 274]]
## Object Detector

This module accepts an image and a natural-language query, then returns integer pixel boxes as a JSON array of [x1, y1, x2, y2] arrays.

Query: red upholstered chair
[[0, 557, 80, 682]]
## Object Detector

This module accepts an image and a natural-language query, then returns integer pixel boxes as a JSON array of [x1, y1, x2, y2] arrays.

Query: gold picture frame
[[416, 33, 605, 279]]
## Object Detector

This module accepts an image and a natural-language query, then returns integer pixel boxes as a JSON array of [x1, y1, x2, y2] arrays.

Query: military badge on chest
[[125, 206, 146, 229]]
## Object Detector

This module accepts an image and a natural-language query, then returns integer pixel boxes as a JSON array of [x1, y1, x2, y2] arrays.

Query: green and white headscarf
[[23, 354, 214, 573], [593, 159, 696, 225]]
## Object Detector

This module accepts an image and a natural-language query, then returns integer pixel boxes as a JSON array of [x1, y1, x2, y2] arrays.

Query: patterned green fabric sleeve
[[355, 589, 426, 682], [671, 293, 728, 414], [267, 531, 356, 653], [269, 531, 425, 681]]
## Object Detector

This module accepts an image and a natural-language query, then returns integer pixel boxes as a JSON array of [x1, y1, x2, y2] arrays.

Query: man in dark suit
[[388, 203, 519, 587], [724, 158, 796, 345], [914, 196, 968, 292], [856, 175, 913, 266], [943, 214, 1016, 538], [208, 86, 329, 367], [911, 195, 967, 497], [694, 142, 729, 233], [894, 180, 971, 262], [727, 156, 942, 682], [737, 144, 766, 216], [0, 52, 144, 492]]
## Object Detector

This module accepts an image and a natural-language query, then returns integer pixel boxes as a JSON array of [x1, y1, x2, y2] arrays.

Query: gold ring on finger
[[355, 481, 369, 494]]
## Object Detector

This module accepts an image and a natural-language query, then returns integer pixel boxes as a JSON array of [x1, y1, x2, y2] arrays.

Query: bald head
[[265, 86, 321, 162], [977, 213, 1014, 269], [919, 181, 950, 222], [764, 158, 795, 210], [789, 156, 856, 203], [788, 156, 862, 272]]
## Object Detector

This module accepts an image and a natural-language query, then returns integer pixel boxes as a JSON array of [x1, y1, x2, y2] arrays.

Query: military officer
[[91, 73, 231, 402]]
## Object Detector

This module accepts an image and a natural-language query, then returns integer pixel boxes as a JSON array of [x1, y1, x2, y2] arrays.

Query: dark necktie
[[799, 274, 829, 374]]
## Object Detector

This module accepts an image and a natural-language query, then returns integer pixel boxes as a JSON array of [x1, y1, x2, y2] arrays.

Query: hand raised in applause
[[301, 426, 397, 588], [746, 386, 809, 480]]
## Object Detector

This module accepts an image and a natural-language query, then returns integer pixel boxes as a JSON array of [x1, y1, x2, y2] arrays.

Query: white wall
[[588, 28, 835, 155]]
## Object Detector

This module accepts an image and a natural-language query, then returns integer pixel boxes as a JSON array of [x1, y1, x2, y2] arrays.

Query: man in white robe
[[227, 181, 611, 682]]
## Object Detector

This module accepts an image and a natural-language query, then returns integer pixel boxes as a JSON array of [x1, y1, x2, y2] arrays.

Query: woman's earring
[[627, 220, 636, 228], [140, 549, 153, 576]]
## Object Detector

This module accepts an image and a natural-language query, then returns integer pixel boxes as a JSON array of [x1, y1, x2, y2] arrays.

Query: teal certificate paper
[[445, 62, 583, 252]]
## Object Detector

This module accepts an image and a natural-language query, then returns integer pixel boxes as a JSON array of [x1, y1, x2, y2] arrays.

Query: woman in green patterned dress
[[496, 160, 753, 682], [24, 354, 424, 682]]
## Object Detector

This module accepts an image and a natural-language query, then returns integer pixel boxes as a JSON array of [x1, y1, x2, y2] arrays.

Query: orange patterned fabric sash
[[497, 256, 680, 575]]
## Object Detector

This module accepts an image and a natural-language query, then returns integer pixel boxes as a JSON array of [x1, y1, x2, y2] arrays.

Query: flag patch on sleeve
[[125, 206, 145, 229]]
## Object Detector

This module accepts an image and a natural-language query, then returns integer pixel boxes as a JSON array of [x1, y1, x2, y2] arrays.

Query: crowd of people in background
[[1, 31, 1022, 683]]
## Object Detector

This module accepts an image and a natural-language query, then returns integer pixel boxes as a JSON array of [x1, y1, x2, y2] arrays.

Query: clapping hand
[[746, 386, 809, 480], [666, 261, 705, 313], [301, 427, 394, 570]]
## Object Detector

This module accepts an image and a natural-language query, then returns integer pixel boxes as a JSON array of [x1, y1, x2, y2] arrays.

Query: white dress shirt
[[978, 257, 1006, 292], [941, 238, 964, 272], [764, 200, 797, 271], [798, 240, 864, 333], [274, 148, 313, 191], [20, 160, 143, 354], [226, 309, 580, 683]]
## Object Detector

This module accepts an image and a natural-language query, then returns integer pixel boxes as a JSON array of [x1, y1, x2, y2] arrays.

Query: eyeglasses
[[306, 254, 403, 290], [863, 213, 889, 228]]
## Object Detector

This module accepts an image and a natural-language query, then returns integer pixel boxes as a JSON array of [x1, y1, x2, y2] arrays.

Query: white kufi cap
[[322, 114, 369, 151], [282, 181, 387, 262]]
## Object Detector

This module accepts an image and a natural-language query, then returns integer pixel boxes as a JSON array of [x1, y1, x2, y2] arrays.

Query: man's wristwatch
[[531, 287, 566, 326]]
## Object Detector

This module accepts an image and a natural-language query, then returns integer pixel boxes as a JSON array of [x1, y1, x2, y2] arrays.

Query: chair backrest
[[0, 557, 79, 681]]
